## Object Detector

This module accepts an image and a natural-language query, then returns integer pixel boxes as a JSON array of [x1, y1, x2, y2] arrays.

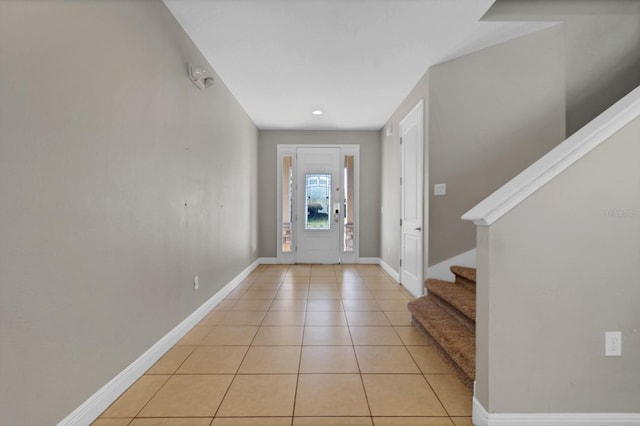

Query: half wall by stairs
[[408, 266, 476, 391]]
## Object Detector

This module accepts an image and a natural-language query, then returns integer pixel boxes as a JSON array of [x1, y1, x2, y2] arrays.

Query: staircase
[[407, 266, 476, 390]]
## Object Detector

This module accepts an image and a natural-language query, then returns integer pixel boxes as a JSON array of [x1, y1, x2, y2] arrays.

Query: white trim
[[473, 397, 490, 426], [276, 145, 296, 263], [340, 145, 360, 264], [277, 144, 361, 264], [357, 257, 380, 264], [57, 259, 262, 426], [257, 257, 278, 264], [462, 85, 640, 226], [399, 99, 425, 298], [378, 258, 401, 282], [473, 397, 640, 426], [427, 249, 477, 281]]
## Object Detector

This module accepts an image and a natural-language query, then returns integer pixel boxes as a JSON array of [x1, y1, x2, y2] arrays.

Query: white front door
[[400, 100, 424, 297], [296, 147, 341, 264]]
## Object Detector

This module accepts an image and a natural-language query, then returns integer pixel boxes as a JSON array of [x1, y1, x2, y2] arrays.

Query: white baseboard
[[378, 258, 400, 282], [58, 259, 262, 426], [262, 257, 401, 283], [357, 257, 379, 264], [427, 248, 476, 281], [473, 397, 640, 426]]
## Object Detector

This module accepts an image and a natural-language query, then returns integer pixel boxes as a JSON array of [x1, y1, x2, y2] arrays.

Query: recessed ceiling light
[[312, 110, 323, 116]]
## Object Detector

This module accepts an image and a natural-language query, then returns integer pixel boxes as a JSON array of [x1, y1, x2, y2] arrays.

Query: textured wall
[[0, 1, 258, 424]]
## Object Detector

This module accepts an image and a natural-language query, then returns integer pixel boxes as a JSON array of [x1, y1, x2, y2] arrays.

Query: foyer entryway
[[277, 145, 359, 264]]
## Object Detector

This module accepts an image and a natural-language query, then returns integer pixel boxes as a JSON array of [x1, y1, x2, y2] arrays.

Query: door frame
[[276, 144, 360, 264], [399, 100, 425, 297]]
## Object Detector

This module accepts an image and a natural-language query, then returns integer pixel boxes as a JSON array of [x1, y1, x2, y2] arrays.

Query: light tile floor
[[94, 264, 473, 426]]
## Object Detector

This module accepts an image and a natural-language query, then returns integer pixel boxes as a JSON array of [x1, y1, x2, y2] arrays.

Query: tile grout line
[[290, 266, 307, 423], [97, 265, 471, 425], [348, 268, 375, 423], [210, 269, 275, 421]]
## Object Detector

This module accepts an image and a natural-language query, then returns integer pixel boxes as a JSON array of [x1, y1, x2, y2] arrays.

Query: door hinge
[[400, 137, 403, 145], [400, 259, 402, 267], [295, 245, 298, 252], [400, 219, 403, 226], [400, 177, 402, 185]]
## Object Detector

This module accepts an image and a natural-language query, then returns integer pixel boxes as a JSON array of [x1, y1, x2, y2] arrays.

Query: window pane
[[344, 155, 355, 252], [282, 156, 293, 252], [306, 173, 331, 230]]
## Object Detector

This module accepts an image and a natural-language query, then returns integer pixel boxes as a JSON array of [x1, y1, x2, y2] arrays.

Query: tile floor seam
[[422, 371, 453, 418], [289, 311, 307, 425], [207, 324, 260, 419], [124, 374, 171, 421], [346, 278, 376, 423]]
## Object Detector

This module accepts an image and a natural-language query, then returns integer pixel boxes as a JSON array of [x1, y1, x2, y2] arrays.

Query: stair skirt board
[[57, 259, 263, 426], [473, 398, 640, 426], [427, 248, 476, 282]]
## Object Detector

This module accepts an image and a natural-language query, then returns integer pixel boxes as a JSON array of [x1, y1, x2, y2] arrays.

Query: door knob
[[414, 227, 422, 231]]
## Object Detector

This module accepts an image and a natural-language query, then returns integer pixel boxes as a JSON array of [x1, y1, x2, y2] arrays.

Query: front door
[[277, 145, 359, 264], [400, 100, 424, 297], [296, 147, 341, 264]]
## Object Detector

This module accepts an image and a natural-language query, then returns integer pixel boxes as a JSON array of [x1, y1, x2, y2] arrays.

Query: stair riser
[[429, 294, 475, 330], [450, 266, 476, 288], [411, 316, 474, 391], [454, 276, 476, 290], [409, 266, 477, 394]]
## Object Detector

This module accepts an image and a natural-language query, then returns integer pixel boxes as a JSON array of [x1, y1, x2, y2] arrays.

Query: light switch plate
[[605, 331, 621, 356], [434, 184, 446, 196]]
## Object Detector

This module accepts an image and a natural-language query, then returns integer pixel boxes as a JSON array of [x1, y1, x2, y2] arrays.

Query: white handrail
[[462, 85, 640, 226]]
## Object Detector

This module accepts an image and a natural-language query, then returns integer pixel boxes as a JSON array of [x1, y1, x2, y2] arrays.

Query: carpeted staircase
[[407, 266, 476, 391]]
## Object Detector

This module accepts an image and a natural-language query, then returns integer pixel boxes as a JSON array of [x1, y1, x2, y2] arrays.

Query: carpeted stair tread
[[426, 278, 476, 322], [408, 296, 475, 386], [450, 265, 476, 287]]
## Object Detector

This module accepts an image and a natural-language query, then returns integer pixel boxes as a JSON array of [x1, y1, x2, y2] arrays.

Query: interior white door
[[400, 100, 424, 297], [296, 147, 341, 264]]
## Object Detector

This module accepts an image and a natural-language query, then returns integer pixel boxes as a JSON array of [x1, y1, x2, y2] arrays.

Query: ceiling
[[163, 0, 549, 130]]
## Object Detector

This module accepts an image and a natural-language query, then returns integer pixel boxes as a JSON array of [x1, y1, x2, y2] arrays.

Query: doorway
[[400, 100, 424, 297], [277, 145, 359, 264]]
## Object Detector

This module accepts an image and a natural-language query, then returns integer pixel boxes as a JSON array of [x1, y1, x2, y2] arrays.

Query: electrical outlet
[[193, 276, 199, 291], [605, 331, 621, 356]]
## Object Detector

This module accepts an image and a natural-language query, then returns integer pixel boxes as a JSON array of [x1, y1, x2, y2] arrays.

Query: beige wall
[[427, 25, 566, 265], [258, 130, 381, 258], [0, 1, 258, 424], [380, 25, 566, 272], [485, 0, 640, 135], [380, 76, 429, 273], [476, 115, 640, 412]]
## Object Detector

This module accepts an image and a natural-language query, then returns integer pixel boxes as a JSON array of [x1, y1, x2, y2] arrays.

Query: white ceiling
[[164, 0, 549, 130]]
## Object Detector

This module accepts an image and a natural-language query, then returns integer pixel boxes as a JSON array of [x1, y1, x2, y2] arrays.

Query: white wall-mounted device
[[189, 64, 214, 90]]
